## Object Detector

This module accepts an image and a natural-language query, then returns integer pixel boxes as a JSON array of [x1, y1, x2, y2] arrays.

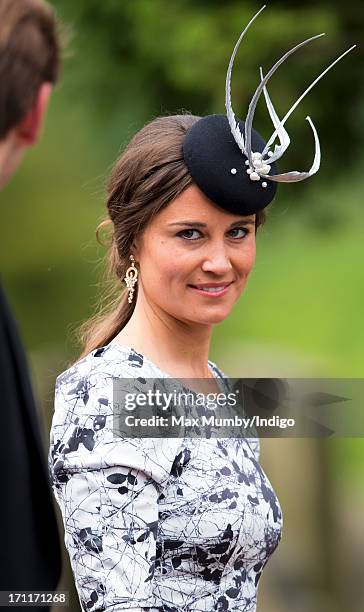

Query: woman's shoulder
[[54, 345, 229, 414], [53, 343, 157, 429], [56, 343, 154, 391], [51, 343, 184, 484]]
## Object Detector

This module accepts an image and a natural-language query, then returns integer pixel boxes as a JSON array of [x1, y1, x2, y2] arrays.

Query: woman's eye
[[228, 227, 249, 238], [177, 229, 202, 240], [177, 227, 250, 241]]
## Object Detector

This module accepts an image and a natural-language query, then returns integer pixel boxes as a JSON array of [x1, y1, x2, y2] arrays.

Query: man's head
[[0, 0, 60, 187]]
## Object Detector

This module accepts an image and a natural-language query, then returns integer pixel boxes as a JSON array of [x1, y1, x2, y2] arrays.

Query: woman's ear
[[131, 237, 142, 262], [16, 82, 53, 146]]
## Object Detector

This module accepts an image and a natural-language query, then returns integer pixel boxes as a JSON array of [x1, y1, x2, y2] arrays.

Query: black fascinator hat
[[183, 5, 355, 215]]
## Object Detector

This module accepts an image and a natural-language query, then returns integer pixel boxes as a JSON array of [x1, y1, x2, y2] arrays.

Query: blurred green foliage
[[50, 0, 363, 165]]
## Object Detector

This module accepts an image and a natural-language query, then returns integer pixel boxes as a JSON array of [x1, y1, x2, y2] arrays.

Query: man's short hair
[[0, 0, 60, 139]]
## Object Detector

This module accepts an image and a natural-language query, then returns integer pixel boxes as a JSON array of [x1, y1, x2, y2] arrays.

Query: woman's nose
[[200, 245, 233, 275]]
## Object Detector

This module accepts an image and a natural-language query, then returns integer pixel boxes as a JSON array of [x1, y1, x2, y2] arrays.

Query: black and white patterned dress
[[49, 343, 283, 612]]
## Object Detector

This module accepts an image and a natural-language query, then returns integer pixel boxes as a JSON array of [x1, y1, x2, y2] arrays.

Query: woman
[[49, 8, 354, 612], [50, 111, 282, 612]]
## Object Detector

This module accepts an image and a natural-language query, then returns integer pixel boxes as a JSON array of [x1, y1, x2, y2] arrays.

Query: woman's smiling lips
[[187, 281, 233, 297]]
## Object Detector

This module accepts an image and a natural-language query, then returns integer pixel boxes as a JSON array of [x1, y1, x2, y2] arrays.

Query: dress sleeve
[[49, 365, 180, 612]]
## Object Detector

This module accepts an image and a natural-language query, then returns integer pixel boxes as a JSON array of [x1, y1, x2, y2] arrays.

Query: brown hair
[[0, 0, 61, 139], [78, 114, 266, 359]]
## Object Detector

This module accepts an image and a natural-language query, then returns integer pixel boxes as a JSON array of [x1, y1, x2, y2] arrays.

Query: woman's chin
[[186, 307, 233, 326]]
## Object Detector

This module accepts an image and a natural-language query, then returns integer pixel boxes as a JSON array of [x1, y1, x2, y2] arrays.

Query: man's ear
[[16, 82, 53, 146]]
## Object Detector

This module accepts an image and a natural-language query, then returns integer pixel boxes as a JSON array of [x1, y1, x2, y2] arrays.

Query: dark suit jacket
[[0, 284, 62, 610]]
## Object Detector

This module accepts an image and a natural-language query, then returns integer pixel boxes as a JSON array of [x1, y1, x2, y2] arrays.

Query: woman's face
[[134, 184, 257, 326]]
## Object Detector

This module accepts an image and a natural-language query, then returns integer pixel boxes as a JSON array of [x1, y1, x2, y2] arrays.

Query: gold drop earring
[[123, 254, 138, 303]]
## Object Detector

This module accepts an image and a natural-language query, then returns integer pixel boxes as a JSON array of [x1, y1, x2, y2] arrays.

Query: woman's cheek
[[244, 244, 256, 274]]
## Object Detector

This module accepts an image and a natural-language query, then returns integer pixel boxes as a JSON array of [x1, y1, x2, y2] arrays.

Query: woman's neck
[[113, 296, 214, 378]]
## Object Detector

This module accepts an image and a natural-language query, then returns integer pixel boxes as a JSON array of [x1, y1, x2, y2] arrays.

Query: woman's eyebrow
[[168, 219, 256, 228]]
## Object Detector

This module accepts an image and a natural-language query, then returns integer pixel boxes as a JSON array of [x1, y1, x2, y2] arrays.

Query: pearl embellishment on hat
[[244, 151, 272, 188], [231, 153, 271, 189]]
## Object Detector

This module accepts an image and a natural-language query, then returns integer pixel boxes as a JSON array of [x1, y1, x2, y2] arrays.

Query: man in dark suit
[[0, 0, 62, 607]]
